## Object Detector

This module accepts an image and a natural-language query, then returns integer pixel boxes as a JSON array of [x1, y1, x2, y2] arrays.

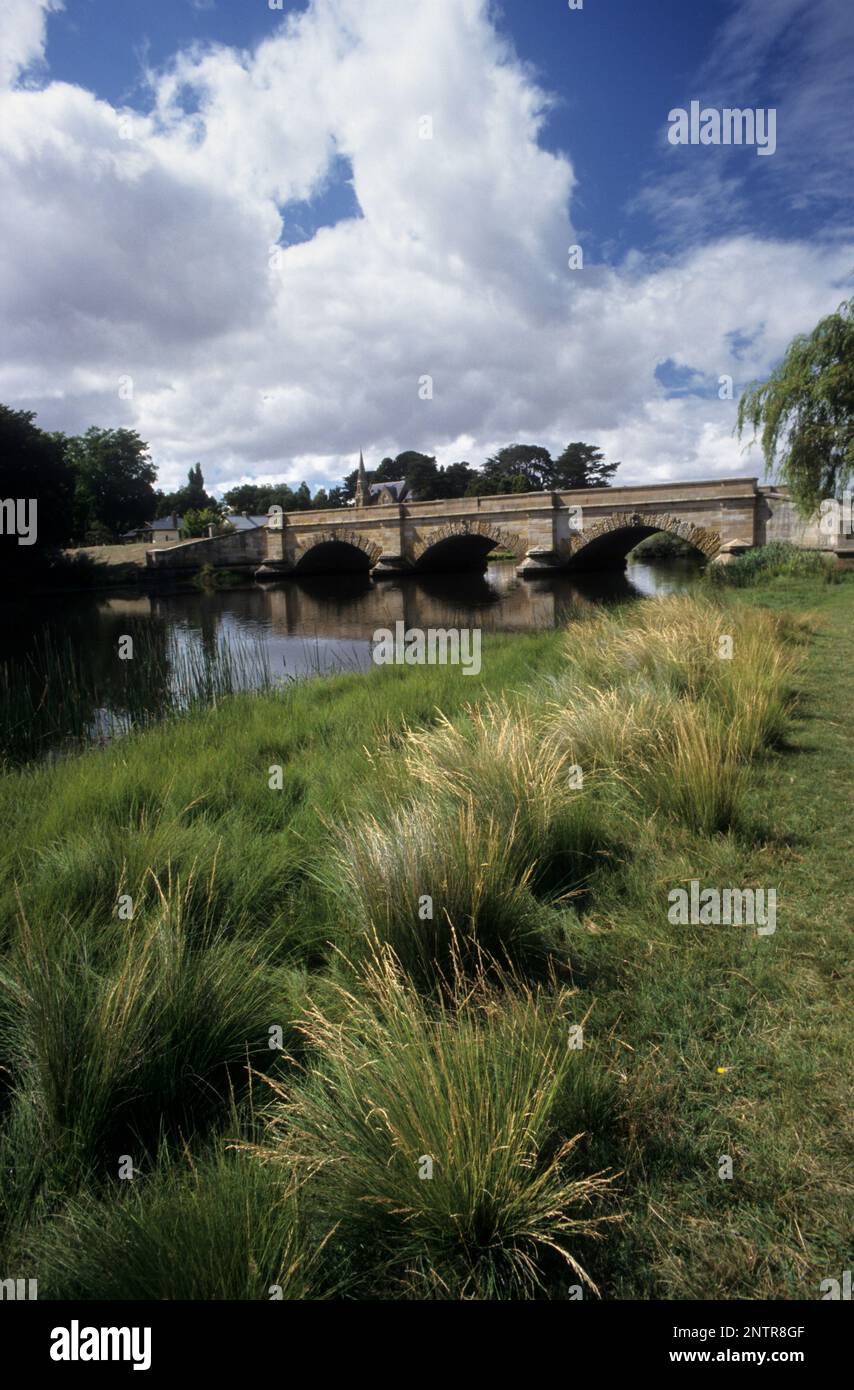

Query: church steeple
[[355, 449, 368, 507]]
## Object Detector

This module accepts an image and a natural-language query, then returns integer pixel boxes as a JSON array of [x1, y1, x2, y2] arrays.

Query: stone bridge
[[146, 477, 831, 580]]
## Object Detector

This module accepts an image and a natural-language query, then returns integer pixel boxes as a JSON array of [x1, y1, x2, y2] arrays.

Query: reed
[[0, 620, 274, 766]]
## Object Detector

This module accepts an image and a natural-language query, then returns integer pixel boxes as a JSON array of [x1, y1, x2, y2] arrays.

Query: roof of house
[[227, 514, 269, 531], [369, 480, 408, 501], [148, 515, 184, 531]]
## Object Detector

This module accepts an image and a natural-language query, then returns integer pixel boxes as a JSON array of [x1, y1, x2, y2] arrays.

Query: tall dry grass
[[541, 595, 801, 830], [250, 948, 617, 1299], [331, 596, 801, 973], [327, 797, 546, 983]]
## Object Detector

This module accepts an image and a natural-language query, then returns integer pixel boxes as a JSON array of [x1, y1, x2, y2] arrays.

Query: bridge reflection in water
[[0, 558, 703, 761], [140, 557, 703, 680]]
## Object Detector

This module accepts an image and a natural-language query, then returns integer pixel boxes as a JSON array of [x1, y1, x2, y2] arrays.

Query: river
[[0, 557, 702, 762]]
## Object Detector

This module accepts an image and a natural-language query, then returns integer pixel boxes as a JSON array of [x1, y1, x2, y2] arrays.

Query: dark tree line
[[0, 408, 159, 571]]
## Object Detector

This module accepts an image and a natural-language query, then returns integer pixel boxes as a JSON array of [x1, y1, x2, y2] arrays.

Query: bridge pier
[[515, 499, 564, 577], [255, 562, 294, 581], [372, 552, 413, 578], [516, 547, 563, 577]]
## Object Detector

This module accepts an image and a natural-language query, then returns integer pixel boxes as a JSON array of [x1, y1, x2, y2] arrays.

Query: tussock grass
[[541, 595, 803, 831], [707, 620, 799, 759], [328, 798, 546, 983], [543, 682, 676, 771], [328, 595, 803, 987], [634, 700, 749, 834], [251, 949, 617, 1299], [0, 871, 295, 1179], [393, 701, 615, 896], [558, 594, 730, 698], [26, 1144, 326, 1301]]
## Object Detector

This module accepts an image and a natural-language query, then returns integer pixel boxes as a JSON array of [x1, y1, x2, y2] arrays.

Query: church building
[[354, 451, 409, 507]]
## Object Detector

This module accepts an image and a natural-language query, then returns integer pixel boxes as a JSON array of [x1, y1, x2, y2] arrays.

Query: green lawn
[[571, 577, 853, 1298]]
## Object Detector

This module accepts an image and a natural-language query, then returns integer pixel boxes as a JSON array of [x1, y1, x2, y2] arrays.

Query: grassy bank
[[62, 544, 151, 586], [0, 577, 850, 1299]]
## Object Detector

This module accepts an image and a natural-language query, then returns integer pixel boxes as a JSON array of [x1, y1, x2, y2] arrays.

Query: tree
[[366, 452, 441, 499], [340, 468, 359, 502], [736, 294, 854, 516], [222, 483, 269, 514], [552, 443, 619, 489], [439, 461, 476, 497], [65, 427, 157, 539], [185, 462, 208, 510], [181, 508, 230, 539], [474, 444, 553, 494], [395, 452, 440, 499], [223, 480, 336, 513], [0, 405, 76, 570], [156, 462, 218, 519]]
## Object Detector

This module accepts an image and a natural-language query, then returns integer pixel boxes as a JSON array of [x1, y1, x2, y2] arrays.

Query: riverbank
[[0, 574, 850, 1299]]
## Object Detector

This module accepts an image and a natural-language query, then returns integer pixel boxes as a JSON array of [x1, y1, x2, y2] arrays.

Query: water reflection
[[154, 558, 699, 676], [2, 558, 704, 680], [0, 558, 703, 760]]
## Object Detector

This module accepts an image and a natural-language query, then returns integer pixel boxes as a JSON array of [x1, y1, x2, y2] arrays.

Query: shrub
[[705, 542, 840, 588]]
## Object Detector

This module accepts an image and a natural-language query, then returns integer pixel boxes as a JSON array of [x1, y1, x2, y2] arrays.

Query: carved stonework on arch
[[570, 511, 723, 560], [294, 529, 383, 566], [411, 518, 522, 562]]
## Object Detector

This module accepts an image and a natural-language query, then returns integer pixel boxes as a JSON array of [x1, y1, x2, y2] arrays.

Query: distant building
[[125, 512, 276, 545], [353, 451, 409, 507], [148, 514, 183, 544], [369, 480, 409, 505], [121, 513, 184, 545]]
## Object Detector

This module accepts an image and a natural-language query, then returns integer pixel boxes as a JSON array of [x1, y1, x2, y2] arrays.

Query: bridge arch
[[412, 520, 521, 573], [566, 512, 722, 569], [292, 530, 382, 575]]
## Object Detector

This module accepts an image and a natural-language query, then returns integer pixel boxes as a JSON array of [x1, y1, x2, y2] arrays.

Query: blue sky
[[43, 0, 837, 256], [1, 0, 852, 492]]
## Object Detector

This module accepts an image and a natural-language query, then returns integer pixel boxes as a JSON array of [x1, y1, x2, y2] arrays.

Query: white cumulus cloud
[[0, 0, 62, 88]]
